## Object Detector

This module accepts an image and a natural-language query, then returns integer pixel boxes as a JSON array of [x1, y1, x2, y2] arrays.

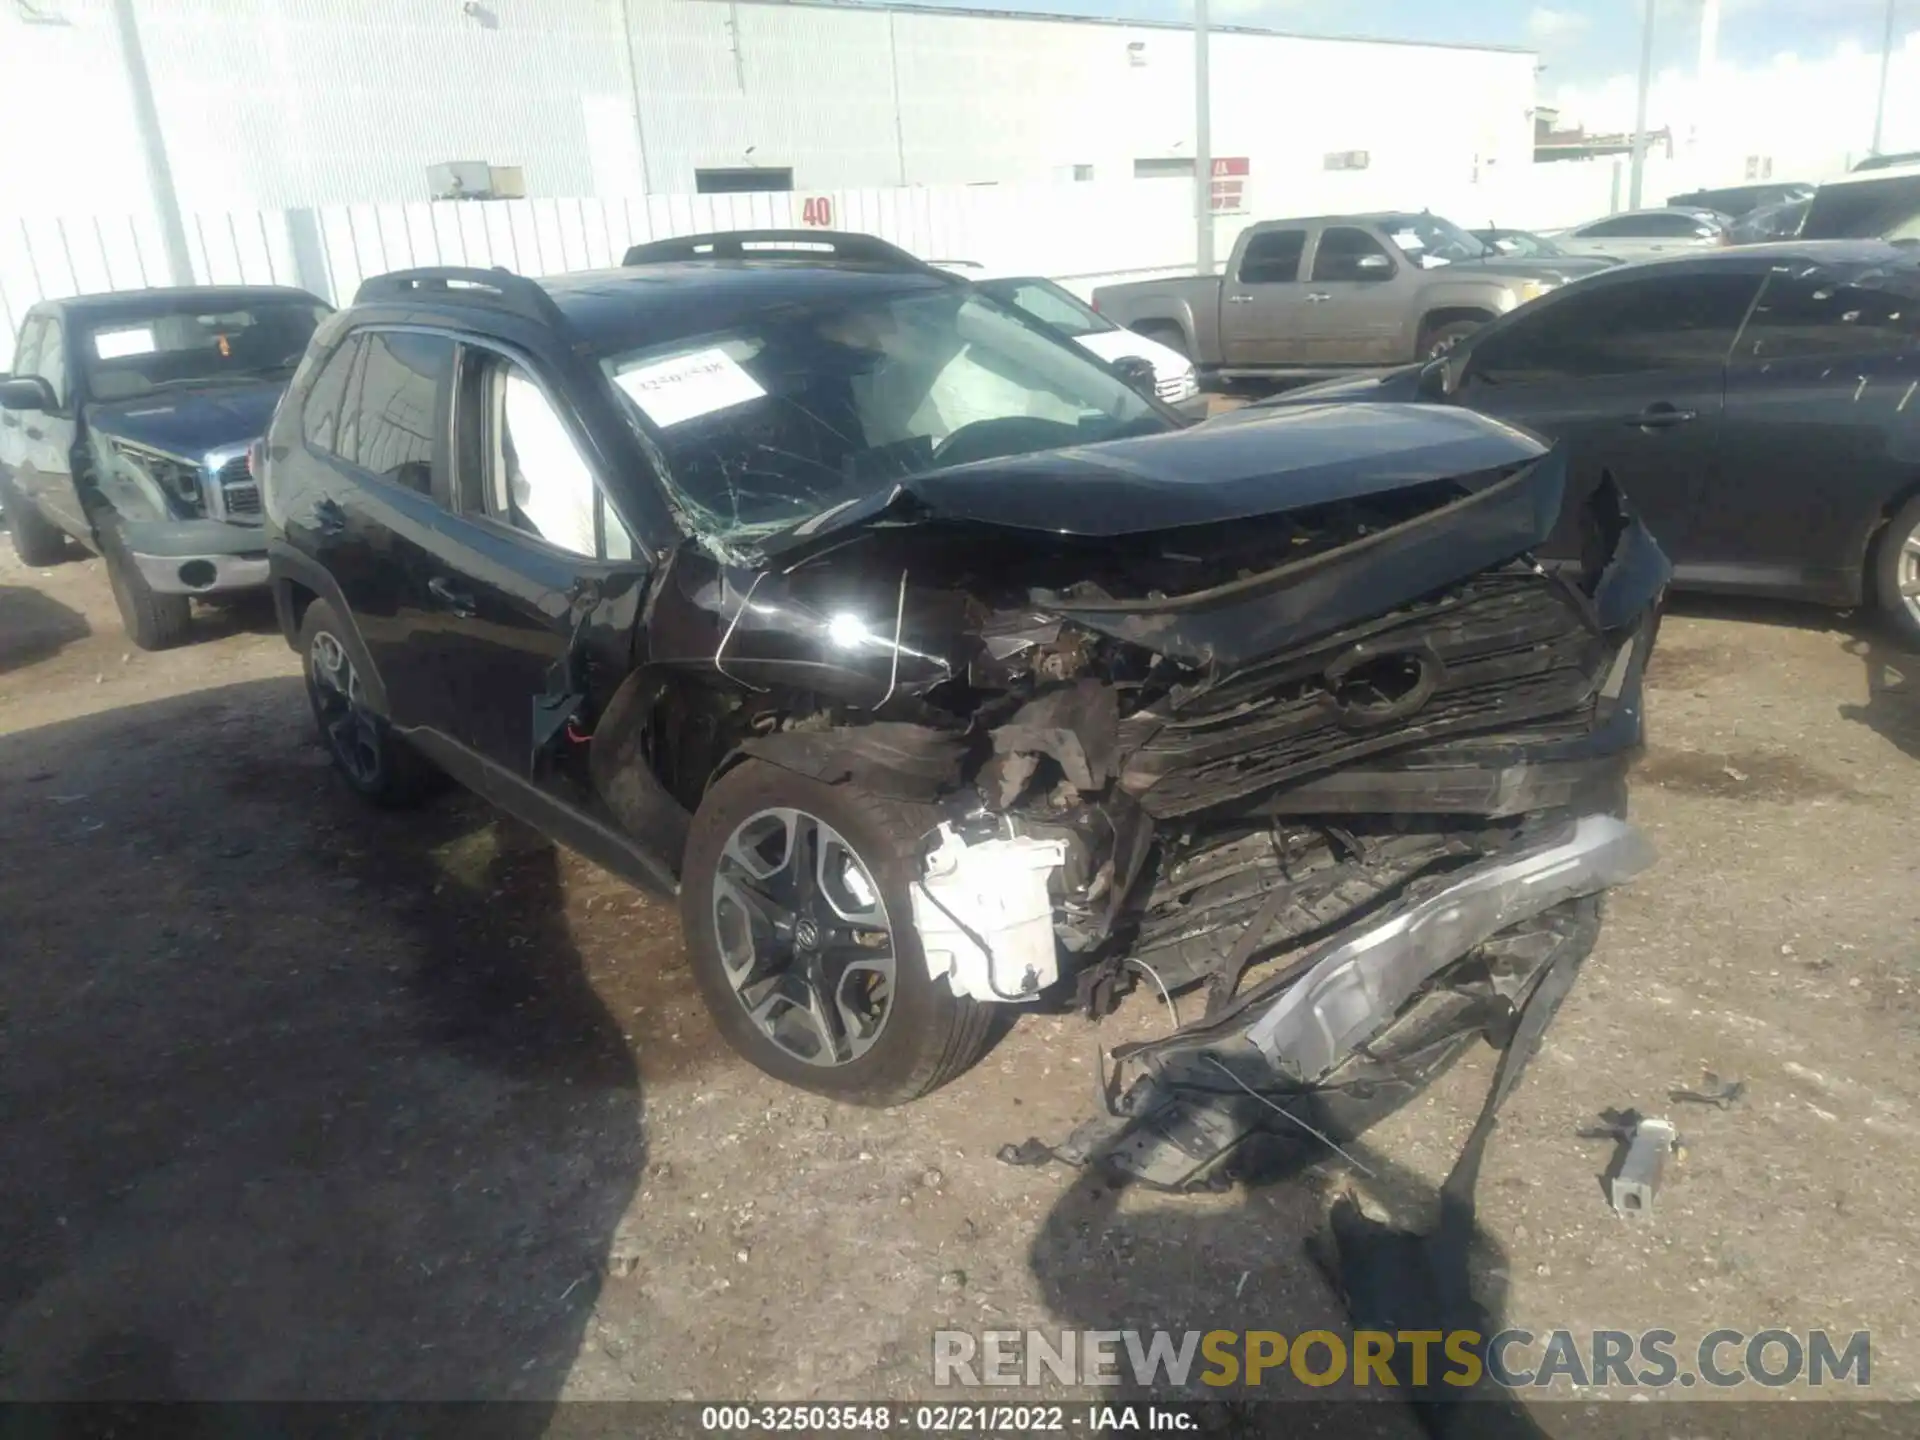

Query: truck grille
[[1118, 572, 1606, 818], [214, 455, 261, 521]]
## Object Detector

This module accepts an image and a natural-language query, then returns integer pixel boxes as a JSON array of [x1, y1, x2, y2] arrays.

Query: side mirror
[[1416, 352, 1457, 400], [1110, 354, 1158, 396], [1355, 253, 1394, 277], [0, 376, 55, 412]]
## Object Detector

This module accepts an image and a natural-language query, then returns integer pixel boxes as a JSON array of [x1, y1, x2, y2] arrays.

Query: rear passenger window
[[302, 336, 362, 456], [350, 332, 452, 493], [1236, 230, 1305, 284], [1734, 272, 1918, 361]]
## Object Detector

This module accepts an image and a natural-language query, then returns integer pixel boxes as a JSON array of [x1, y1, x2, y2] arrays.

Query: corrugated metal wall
[[0, 0, 1535, 213]]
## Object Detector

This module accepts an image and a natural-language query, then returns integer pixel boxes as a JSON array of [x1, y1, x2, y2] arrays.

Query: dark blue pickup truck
[[1, 286, 330, 648]]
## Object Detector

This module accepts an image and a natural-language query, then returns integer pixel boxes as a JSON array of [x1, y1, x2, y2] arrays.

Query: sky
[[899, 0, 1906, 95]]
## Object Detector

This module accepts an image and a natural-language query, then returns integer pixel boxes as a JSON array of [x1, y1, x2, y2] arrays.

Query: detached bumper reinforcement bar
[[1003, 814, 1654, 1190]]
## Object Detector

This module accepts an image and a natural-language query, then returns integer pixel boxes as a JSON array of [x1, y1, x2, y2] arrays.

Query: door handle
[[428, 576, 477, 618], [1226, 293, 1255, 305], [1627, 404, 1697, 430], [312, 498, 347, 536], [1306, 292, 1333, 303]]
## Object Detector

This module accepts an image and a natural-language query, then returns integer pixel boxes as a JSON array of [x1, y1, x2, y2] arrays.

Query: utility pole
[[1194, 0, 1214, 274], [1629, 0, 1656, 209], [1871, 0, 1897, 156], [111, 0, 194, 286]]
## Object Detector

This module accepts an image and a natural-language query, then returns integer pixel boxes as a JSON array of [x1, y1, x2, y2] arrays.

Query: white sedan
[[934, 265, 1204, 416], [1546, 207, 1730, 259]]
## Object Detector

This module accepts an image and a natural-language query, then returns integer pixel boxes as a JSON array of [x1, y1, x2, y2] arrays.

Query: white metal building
[[0, 0, 1537, 216]]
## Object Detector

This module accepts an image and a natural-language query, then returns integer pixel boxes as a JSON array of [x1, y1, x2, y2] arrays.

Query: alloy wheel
[[308, 631, 382, 787], [710, 808, 897, 1067], [1901, 520, 1920, 630]]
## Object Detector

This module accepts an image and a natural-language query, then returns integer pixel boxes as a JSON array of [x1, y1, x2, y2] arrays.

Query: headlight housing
[[93, 437, 203, 520]]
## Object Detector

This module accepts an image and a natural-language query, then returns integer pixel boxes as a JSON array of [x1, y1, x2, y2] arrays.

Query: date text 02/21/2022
[[697, 1403, 1193, 1432]]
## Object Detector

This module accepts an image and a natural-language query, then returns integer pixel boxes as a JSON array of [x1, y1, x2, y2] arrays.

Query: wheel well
[[1418, 307, 1496, 344], [283, 578, 318, 631], [1133, 320, 1189, 354]]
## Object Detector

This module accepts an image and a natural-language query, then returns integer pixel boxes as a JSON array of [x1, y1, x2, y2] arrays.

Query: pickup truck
[[0, 285, 331, 648], [1093, 211, 1614, 381]]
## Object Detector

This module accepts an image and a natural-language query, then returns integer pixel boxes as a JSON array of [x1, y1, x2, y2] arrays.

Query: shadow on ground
[[0, 677, 644, 1414], [0, 584, 90, 673], [1838, 632, 1920, 764]]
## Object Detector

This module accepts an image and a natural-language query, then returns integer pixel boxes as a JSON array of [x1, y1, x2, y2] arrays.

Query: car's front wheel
[[1875, 493, 1920, 648], [680, 760, 995, 1105], [298, 599, 435, 806], [102, 535, 192, 651]]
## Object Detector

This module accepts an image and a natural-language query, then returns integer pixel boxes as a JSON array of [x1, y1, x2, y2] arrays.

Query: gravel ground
[[3, 538, 1918, 1421]]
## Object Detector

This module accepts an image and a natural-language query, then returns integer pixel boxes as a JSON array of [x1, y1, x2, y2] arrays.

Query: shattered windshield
[[82, 301, 330, 402], [599, 287, 1167, 545], [1377, 213, 1491, 266]]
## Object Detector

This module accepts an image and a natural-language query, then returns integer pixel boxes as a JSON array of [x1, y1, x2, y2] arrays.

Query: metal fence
[[0, 160, 1664, 360]]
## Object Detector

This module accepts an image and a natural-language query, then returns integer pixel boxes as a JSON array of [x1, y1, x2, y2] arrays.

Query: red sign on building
[[1210, 157, 1250, 214]]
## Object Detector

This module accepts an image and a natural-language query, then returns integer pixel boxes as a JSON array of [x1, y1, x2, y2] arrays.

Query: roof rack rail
[[352, 265, 567, 328], [621, 229, 939, 274]]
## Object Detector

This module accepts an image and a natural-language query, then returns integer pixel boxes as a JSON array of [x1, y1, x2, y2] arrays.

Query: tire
[[680, 760, 995, 1105], [1419, 317, 1484, 360], [297, 598, 436, 807], [1135, 322, 1191, 361], [1873, 493, 1920, 649], [102, 534, 192, 651], [1, 473, 68, 567]]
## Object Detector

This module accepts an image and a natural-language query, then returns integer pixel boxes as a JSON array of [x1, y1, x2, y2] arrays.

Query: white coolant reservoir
[[911, 822, 1067, 1004]]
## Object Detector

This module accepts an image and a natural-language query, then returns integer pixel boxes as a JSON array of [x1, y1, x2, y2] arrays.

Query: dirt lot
[[3, 537, 1920, 1420]]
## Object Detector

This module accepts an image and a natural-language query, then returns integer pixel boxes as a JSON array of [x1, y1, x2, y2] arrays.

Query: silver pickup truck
[[1093, 211, 1614, 382]]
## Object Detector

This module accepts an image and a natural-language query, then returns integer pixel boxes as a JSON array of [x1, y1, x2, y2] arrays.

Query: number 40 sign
[[799, 196, 835, 228]]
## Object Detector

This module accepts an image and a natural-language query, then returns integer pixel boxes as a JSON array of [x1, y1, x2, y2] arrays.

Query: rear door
[[1448, 265, 1767, 561], [1296, 225, 1411, 364], [297, 326, 463, 729], [1219, 228, 1309, 366], [1702, 264, 1920, 600], [408, 341, 648, 787]]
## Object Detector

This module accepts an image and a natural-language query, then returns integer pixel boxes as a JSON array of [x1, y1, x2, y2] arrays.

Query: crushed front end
[[645, 404, 1665, 1163]]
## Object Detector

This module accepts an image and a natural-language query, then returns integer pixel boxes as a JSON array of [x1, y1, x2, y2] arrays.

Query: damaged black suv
[[264, 231, 1665, 1146]]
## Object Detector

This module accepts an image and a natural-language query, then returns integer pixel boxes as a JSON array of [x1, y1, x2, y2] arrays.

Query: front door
[[1219, 228, 1309, 367], [1447, 266, 1766, 563], [1294, 225, 1410, 365], [11, 317, 86, 540], [410, 343, 648, 785]]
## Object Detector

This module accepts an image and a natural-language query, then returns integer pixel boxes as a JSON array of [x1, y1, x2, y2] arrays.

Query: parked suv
[[265, 232, 1661, 1143], [0, 287, 331, 647]]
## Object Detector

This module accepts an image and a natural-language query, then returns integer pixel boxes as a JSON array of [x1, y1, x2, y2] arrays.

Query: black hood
[[762, 402, 1546, 560], [86, 379, 285, 460]]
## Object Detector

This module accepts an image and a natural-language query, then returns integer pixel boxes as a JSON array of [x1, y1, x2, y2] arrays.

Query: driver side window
[[459, 349, 633, 561], [1311, 228, 1395, 283]]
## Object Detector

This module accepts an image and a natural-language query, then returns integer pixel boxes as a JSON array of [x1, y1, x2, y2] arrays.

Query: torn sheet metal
[[1005, 815, 1654, 1191]]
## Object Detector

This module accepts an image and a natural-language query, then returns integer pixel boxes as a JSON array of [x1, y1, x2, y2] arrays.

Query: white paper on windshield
[[1391, 230, 1423, 248], [614, 347, 766, 428], [94, 326, 157, 359], [1420, 255, 1453, 269]]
